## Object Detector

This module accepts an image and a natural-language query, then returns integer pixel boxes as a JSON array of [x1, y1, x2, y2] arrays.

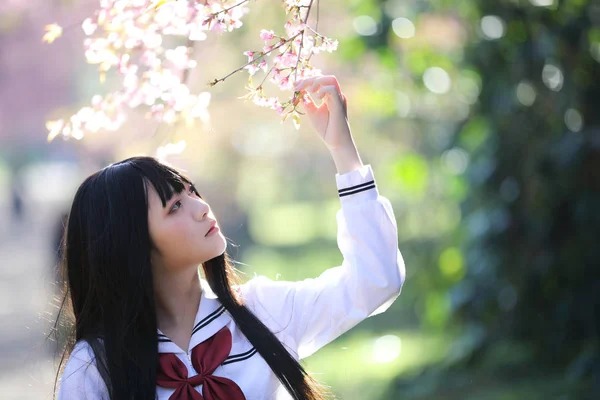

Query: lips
[[206, 221, 217, 236]]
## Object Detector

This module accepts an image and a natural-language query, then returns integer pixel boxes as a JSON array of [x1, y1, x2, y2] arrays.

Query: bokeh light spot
[[516, 81, 537, 106], [392, 17, 415, 39], [542, 64, 564, 92], [481, 16, 505, 40], [565, 109, 584, 132], [372, 335, 402, 363], [423, 67, 452, 94], [442, 148, 469, 175], [353, 15, 378, 36]]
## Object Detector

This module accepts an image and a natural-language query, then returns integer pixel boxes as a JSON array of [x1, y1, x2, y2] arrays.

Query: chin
[[205, 238, 227, 261]]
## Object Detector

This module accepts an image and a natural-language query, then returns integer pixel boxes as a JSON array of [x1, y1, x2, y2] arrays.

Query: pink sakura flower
[[257, 59, 268, 73], [278, 52, 297, 68], [189, 92, 211, 123], [313, 38, 338, 54], [123, 70, 139, 91], [211, 21, 227, 34], [189, 25, 208, 41], [148, 104, 165, 119], [252, 96, 269, 107], [269, 99, 285, 114], [140, 50, 159, 67], [117, 54, 130, 73], [270, 68, 284, 84], [82, 18, 97, 35], [91, 95, 103, 108], [229, 18, 243, 30], [244, 63, 261, 76], [260, 29, 275, 41], [143, 32, 162, 48], [165, 46, 194, 70], [45, 0, 339, 141], [126, 91, 144, 108], [285, 22, 306, 37]]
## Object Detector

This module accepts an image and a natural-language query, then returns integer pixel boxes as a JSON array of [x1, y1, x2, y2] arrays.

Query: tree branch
[[209, 31, 303, 86]]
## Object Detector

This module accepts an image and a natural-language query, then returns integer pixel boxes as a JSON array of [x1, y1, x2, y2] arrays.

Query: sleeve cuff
[[335, 164, 379, 205]]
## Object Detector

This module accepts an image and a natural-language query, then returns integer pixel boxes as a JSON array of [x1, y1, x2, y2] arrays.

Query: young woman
[[54, 75, 406, 400]]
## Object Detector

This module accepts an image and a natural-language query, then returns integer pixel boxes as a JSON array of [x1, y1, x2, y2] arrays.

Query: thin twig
[[294, 0, 315, 82], [209, 0, 250, 16], [209, 31, 303, 86], [213, 0, 320, 86], [258, 42, 293, 88], [304, 25, 324, 38], [302, 0, 315, 24]]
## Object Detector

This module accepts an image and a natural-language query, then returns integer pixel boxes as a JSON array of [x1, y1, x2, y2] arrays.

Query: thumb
[[300, 91, 319, 114]]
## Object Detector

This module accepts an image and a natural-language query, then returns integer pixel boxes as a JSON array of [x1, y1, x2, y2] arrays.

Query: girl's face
[[146, 180, 226, 273]]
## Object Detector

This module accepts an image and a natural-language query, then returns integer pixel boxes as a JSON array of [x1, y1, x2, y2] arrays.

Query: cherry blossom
[[43, 0, 337, 141]]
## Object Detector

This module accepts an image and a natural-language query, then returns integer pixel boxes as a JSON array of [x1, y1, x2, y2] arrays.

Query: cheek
[[156, 219, 197, 250]]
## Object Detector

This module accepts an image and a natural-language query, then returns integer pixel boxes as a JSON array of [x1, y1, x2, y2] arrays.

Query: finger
[[315, 85, 347, 116], [302, 93, 330, 130], [295, 75, 339, 92], [307, 76, 341, 94], [293, 76, 319, 91], [300, 91, 319, 114]]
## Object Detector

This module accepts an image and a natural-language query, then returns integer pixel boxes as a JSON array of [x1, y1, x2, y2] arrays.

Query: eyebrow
[[164, 182, 191, 212]]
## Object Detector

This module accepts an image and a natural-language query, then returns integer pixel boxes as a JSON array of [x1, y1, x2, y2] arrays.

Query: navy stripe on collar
[[157, 305, 227, 342], [191, 306, 226, 335], [222, 348, 258, 365]]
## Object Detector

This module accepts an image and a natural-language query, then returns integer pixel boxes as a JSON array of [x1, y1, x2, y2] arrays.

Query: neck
[[154, 266, 202, 330]]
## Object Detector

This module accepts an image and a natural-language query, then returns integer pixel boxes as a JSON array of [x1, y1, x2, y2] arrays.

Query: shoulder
[[63, 340, 98, 376], [237, 275, 296, 307], [236, 275, 298, 327], [58, 340, 108, 400]]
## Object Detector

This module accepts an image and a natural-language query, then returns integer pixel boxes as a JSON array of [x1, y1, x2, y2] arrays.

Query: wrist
[[330, 144, 364, 175]]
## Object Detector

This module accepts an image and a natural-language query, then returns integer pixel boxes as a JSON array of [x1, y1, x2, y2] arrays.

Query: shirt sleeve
[[57, 341, 108, 400], [240, 164, 406, 359]]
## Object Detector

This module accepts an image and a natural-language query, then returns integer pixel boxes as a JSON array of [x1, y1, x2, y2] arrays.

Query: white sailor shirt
[[57, 164, 406, 400]]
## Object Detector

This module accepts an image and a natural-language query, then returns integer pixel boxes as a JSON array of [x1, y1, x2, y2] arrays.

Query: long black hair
[[50, 156, 329, 399]]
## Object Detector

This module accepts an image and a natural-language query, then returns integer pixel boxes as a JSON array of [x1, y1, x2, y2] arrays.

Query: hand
[[294, 75, 354, 151]]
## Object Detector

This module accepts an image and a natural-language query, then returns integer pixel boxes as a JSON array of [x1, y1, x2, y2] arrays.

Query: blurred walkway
[[0, 203, 66, 400]]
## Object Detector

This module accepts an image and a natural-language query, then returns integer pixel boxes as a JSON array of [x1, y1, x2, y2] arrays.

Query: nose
[[193, 200, 210, 222]]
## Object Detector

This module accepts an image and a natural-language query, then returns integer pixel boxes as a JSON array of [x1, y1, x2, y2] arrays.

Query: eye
[[169, 200, 182, 214], [169, 185, 199, 214]]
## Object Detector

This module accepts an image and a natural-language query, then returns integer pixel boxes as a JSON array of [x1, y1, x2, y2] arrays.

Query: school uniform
[[58, 164, 406, 400]]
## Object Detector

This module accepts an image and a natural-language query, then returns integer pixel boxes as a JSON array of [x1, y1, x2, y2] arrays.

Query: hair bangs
[[124, 157, 193, 209]]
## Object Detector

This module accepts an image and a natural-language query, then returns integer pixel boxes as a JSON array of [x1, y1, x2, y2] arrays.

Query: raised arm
[[240, 75, 406, 359], [241, 160, 405, 359]]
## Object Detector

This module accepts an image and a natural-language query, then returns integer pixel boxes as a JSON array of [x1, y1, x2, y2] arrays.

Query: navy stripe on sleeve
[[338, 180, 376, 197]]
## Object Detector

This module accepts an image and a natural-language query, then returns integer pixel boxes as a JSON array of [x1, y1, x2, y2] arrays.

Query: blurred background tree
[[343, 0, 600, 398]]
